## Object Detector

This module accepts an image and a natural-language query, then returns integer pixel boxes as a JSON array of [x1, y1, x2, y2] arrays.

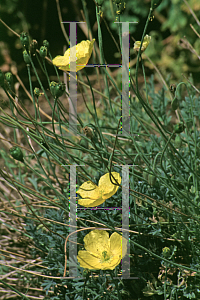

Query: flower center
[[101, 251, 110, 262]]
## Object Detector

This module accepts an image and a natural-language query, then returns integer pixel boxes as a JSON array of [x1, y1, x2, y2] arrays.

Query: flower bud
[[174, 122, 185, 134], [83, 126, 94, 139], [39, 46, 48, 59], [10, 146, 24, 162], [171, 97, 179, 110], [20, 32, 30, 50]]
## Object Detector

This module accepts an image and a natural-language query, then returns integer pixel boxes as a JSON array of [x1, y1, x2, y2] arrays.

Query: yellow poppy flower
[[77, 172, 121, 207], [134, 35, 151, 52], [77, 230, 128, 270], [52, 39, 95, 72]]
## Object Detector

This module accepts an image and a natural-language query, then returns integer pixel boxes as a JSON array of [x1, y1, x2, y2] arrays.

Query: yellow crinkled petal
[[78, 196, 106, 207], [77, 181, 100, 200], [84, 230, 110, 256], [77, 250, 102, 270], [110, 232, 128, 259], [98, 172, 121, 199], [52, 39, 95, 72]]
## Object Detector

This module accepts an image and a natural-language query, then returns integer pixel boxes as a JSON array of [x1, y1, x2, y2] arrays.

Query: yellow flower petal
[[77, 172, 121, 207], [84, 230, 110, 256], [77, 230, 127, 270], [110, 232, 128, 259], [77, 181, 100, 200], [99, 172, 121, 199], [78, 196, 105, 207], [77, 250, 121, 270], [100, 256, 121, 270], [77, 250, 102, 269], [52, 39, 95, 72]]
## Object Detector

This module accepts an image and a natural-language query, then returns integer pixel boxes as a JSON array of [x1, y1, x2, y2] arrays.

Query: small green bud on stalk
[[23, 50, 31, 64], [171, 97, 179, 110], [5, 72, 13, 86], [10, 146, 24, 162], [43, 40, 50, 50], [39, 46, 48, 59], [34, 88, 40, 98], [50, 81, 65, 98]]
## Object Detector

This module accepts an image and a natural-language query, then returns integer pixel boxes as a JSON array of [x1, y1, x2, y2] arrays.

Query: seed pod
[[171, 97, 179, 110], [56, 82, 66, 98], [174, 122, 185, 134], [20, 32, 30, 50], [174, 135, 182, 148], [5, 72, 14, 93], [39, 46, 47, 59], [10, 146, 24, 162], [5, 72, 13, 86], [43, 40, 50, 50], [34, 87, 40, 98], [23, 50, 31, 64], [50, 81, 65, 98]]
